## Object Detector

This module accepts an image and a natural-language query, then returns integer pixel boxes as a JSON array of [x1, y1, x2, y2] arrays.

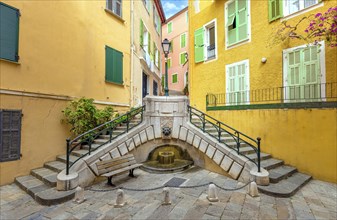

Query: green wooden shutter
[[140, 19, 144, 48], [181, 34, 186, 48], [172, 74, 178, 83], [106, 46, 123, 84], [148, 34, 151, 54], [194, 27, 204, 63], [0, 3, 20, 62], [170, 40, 173, 52], [268, 0, 283, 22], [168, 22, 172, 33], [227, 1, 237, 46], [237, 0, 248, 42]]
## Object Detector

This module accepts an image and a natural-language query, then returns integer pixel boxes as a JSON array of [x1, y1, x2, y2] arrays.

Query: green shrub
[[62, 98, 115, 137]]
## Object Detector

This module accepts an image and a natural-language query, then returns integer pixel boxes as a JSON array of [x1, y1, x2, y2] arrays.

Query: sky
[[161, 0, 188, 19]]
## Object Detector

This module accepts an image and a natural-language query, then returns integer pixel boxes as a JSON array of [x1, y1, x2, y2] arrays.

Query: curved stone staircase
[[190, 115, 312, 197], [15, 118, 141, 206]]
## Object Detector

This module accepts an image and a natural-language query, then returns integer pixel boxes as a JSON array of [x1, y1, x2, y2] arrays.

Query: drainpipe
[[130, 0, 135, 107]]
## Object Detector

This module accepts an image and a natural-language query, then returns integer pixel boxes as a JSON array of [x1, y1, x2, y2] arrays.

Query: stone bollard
[[248, 181, 259, 197], [162, 187, 171, 205], [114, 189, 126, 208], [73, 186, 86, 204], [207, 183, 219, 202]]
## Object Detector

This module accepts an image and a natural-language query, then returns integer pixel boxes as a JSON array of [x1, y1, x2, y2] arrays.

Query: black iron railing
[[187, 105, 261, 172], [207, 82, 337, 106], [66, 105, 145, 175]]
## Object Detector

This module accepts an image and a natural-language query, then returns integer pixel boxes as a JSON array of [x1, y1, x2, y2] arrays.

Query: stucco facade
[[162, 7, 189, 95], [189, 0, 337, 182], [131, 0, 165, 107], [0, 0, 131, 185]]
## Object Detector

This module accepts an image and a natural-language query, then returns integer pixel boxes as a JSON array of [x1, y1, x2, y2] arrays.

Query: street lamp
[[162, 38, 171, 96]]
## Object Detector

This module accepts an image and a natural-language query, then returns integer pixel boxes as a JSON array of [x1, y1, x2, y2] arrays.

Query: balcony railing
[[207, 82, 337, 107]]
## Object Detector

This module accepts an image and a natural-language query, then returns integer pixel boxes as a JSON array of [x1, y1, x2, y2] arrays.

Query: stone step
[[258, 172, 312, 197], [268, 165, 298, 183], [238, 146, 256, 155], [223, 141, 249, 148], [93, 138, 109, 145], [82, 143, 101, 151], [44, 161, 66, 173], [15, 175, 75, 206], [260, 158, 284, 170], [31, 167, 58, 187], [71, 149, 89, 157], [56, 154, 79, 164], [246, 152, 271, 161]]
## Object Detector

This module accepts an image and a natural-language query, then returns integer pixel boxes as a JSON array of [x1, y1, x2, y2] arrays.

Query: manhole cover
[[163, 177, 187, 187]]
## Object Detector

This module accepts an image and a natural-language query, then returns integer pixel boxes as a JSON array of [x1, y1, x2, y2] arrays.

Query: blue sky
[[161, 0, 188, 19]]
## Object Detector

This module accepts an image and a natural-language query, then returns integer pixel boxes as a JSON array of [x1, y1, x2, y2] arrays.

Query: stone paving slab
[[1, 166, 337, 220]]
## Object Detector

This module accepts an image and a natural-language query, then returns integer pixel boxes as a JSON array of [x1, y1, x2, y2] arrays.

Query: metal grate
[[163, 177, 187, 187]]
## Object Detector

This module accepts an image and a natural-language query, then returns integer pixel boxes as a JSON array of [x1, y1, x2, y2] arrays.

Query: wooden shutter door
[[194, 27, 204, 63], [237, 0, 248, 42], [287, 50, 301, 101], [0, 110, 21, 162], [227, 66, 237, 105], [0, 3, 19, 62], [227, 1, 237, 46], [238, 63, 248, 104], [112, 49, 123, 84], [105, 46, 114, 82], [303, 46, 320, 100]]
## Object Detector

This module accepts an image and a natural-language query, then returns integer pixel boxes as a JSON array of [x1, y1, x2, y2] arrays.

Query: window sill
[[226, 38, 250, 50], [0, 58, 20, 65], [104, 9, 125, 23], [105, 80, 124, 86], [281, 2, 324, 22]]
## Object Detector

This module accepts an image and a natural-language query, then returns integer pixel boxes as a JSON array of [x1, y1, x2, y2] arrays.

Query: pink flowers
[[305, 7, 337, 47]]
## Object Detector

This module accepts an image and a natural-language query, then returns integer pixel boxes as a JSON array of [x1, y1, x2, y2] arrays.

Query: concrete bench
[[96, 154, 142, 186]]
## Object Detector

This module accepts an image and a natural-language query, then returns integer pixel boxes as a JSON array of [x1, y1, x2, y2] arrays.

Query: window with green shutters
[[180, 33, 186, 48], [268, 0, 283, 22], [0, 2, 20, 62], [172, 74, 178, 83], [167, 58, 172, 68], [226, 60, 250, 105], [168, 22, 172, 33], [283, 42, 324, 102], [180, 52, 187, 65], [169, 40, 173, 53], [194, 27, 204, 63], [225, 0, 250, 48], [105, 46, 123, 84]]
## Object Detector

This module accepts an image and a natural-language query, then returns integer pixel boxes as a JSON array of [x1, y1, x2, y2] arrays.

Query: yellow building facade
[[189, 0, 337, 182], [0, 0, 131, 185]]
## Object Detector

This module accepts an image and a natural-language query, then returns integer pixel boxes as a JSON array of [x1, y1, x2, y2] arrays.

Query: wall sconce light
[[261, 57, 267, 63]]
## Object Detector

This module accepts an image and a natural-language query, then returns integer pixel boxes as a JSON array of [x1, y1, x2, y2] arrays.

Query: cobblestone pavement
[[1, 167, 336, 220]]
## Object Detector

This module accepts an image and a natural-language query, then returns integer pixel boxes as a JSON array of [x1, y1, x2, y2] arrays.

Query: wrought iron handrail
[[187, 105, 261, 172], [207, 82, 337, 107], [66, 105, 145, 175]]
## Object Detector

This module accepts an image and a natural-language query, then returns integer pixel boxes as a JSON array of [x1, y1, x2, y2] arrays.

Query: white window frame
[[225, 59, 250, 105], [154, 44, 159, 68], [203, 18, 217, 62], [224, 0, 251, 50], [184, 72, 188, 87], [143, 0, 150, 13], [106, 0, 122, 17], [283, 0, 320, 18], [282, 41, 326, 102], [180, 33, 187, 48]]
